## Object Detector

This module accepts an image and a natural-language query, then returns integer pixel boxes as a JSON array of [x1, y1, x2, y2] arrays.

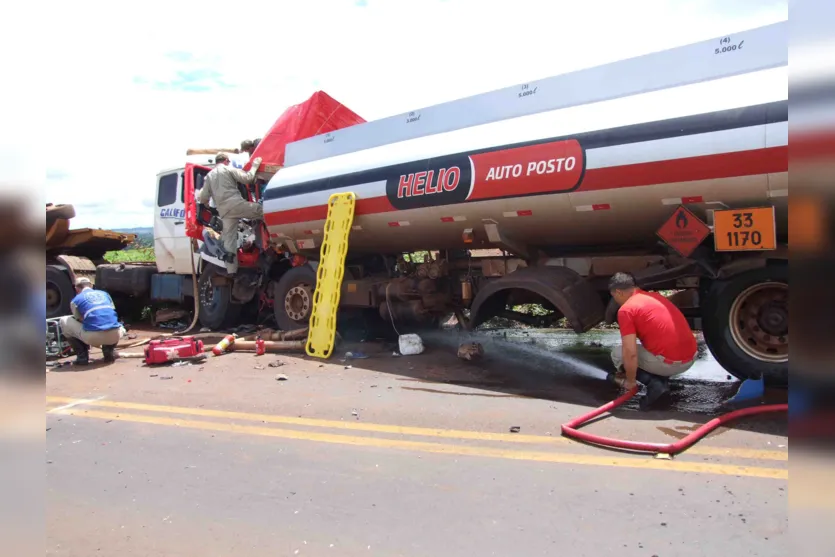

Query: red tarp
[[246, 91, 365, 172]]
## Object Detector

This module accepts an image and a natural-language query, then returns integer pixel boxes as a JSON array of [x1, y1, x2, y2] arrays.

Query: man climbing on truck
[[240, 139, 255, 158], [197, 152, 263, 274], [607, 272, 698, 410]]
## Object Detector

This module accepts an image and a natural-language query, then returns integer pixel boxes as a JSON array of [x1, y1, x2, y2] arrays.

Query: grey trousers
[[611, 344, 695, 378], [59, 316, 123, 348], [219, 200, 263, 273]]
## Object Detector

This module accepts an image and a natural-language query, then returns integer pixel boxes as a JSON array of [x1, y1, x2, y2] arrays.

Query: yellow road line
[[48, 406, 787, 480], [45, 396, 788, 462]]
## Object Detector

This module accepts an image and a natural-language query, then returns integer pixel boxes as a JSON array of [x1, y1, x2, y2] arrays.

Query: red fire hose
[[561, 386, 788, 455]]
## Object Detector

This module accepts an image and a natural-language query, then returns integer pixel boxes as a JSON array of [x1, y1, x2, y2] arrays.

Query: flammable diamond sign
[[656, 206, 711, 257]]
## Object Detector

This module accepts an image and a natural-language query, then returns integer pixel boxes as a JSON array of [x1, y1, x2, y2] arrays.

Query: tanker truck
[[105, 21, 789, 385]]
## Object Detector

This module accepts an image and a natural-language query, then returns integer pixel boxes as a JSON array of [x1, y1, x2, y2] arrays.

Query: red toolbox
[[144, 337, 204, 365]]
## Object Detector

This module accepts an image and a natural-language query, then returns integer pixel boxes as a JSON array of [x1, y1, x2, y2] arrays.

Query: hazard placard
[[713, 206, 777, 252], [656, 205, 711, 258]]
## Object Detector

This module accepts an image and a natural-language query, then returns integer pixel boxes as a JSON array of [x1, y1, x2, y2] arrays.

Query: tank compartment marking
[[387, 221, 411, 227], [575, 204, 611, 212], [440, 216, 467, 223], [502, 210, 534, 218], [301, 229, 322, 235], [297, 239, 315, 249], [662, 196, 705, 205], [767, 189, 788, 198]]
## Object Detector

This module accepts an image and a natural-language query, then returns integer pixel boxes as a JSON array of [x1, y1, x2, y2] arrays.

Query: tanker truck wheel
[[197, 265, 242, 330], [701, 263, 788, 386], [273, 266, 317, 331], [46, 266, 74, 318]]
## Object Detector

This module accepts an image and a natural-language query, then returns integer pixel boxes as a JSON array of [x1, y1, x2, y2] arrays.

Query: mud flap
[[467, 266, 606, 333]]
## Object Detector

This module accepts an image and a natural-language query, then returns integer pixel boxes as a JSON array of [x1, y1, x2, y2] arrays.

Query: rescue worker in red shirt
[[607, 272, 698, 409]]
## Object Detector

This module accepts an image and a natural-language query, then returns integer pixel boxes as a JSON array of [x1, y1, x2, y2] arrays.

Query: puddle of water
[[479, 328, 735, 384], [409, 327, 783, 416]]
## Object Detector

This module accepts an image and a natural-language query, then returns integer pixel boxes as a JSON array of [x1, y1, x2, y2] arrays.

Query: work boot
[[102, 344, 118, 363], [66, 337, 90, 366], [639, 373, 671, 411]]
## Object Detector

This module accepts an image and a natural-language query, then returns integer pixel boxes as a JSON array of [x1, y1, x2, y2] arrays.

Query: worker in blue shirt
[[59, 277, 123, 364]]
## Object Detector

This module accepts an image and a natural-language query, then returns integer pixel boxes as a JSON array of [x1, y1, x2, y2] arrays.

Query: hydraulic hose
[[561, 386, 788, 455], [173, 238, 201, 336]]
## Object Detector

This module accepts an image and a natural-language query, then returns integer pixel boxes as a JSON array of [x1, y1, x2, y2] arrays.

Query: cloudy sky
[[4, 0, 786, 229]]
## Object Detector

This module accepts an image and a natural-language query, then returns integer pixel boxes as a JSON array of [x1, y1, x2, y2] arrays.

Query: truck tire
[[46, 266, 74, 318], [197, 265, 242, 330], [701, 263, 788, 385], [273, 266, 317, 331]]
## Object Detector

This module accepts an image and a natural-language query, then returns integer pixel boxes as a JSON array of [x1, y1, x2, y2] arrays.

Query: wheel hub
[[285, 285, 312, 322], [758, 300, 787, 336], [729, 282, 788, 363], [199, 279, 215, 307], [46, 285, 60, 308]]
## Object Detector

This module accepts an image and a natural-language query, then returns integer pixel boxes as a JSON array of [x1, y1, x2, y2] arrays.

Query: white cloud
[[1, 0, 787, 229]]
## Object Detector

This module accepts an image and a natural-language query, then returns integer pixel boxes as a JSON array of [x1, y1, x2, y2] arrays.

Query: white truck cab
[[153, 151, 251, 274]]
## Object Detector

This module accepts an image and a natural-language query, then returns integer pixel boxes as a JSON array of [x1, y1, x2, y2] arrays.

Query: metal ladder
[[306, 192, 356, 359]]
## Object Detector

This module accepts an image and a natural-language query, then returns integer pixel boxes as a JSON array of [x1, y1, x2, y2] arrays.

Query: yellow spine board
[[306, 192, 356, 358]]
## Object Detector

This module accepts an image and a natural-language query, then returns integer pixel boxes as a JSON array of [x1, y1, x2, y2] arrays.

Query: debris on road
[[230, 340, 306, 353], [345, 351, 369, 360], [275, 374, 289, 381], [457, 342, 484, 361], [398, 334, 424, 355], [153, 307, 189, 325], [269, 361, 285, 368], [160, 376, 174, 380], [244, 327, 309, 342], [46, 361, 72, 369], [509, 426, 521, 433]]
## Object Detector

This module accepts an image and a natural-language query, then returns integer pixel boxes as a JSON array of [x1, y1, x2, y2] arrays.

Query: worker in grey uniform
[[197, 152, 263, 274], [240, 139, 255, 157]]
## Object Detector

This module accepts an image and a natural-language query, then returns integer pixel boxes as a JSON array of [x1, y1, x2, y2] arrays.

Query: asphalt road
[[46, 329, 788, 556]]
